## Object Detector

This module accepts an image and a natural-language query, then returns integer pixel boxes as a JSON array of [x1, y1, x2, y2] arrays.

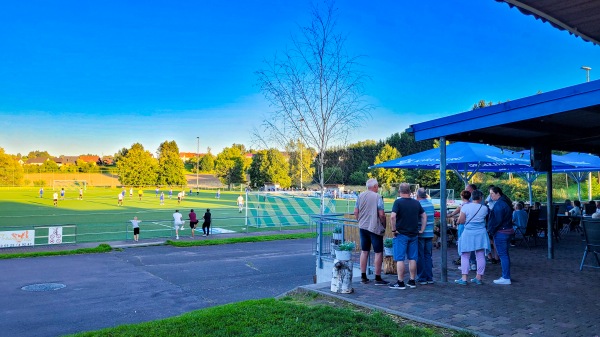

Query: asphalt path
[[0, 239, 315, 337]]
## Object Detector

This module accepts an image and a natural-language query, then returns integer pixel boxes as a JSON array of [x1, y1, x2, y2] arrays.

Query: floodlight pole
[[196, 137, 200, 191], [299, 117, 305, 190], [582, 66, 591, 82]]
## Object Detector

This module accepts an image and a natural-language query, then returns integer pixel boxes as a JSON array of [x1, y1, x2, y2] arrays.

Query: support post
[[439, 137, 448, 282]]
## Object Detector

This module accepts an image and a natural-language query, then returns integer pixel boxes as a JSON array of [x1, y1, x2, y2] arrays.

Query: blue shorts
[[393, 234, 418, 261], [359, 228, 384, 253]]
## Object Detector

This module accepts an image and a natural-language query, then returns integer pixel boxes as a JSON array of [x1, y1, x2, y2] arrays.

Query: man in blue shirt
[[416, 188, 435, 285]]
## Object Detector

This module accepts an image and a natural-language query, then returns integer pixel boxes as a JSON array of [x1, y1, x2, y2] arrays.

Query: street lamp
[[582, 66, 592, 200], [196, 137, 200, 193], [582, 66, 591, 82], [299, 118, 305, 190]]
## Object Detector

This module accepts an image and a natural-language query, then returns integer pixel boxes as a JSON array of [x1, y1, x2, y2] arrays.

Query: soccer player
[[53, 192, 58, 206], [130, 216, 141, 242], [237, 194, 244, 213], [160, 192, 165, 205], [138, 189, 143, 200], [173, 210, 184, 239], [118, 192, 124, 206], [79, 188, 83, 200], [39, 187, 44, 198], [60, 188, 65, 200]]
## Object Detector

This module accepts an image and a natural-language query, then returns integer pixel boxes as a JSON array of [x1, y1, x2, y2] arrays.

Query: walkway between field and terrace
[[2, 229, 599, 336], [304, 231, 600, 337]]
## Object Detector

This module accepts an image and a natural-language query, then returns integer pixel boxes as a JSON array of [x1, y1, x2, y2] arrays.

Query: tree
[[256, 1, 371, 212], [40, 159, 59, 173], [215, 145, 246, 189], [0, 148, 24, 186], [368, 144, 403, 188], [26, 150, 52, 160], [249, 149, 291, 189], [286, 140, 315, 188], [323, 166, 344, 184], [156, 140, 186, 186], [198, 153, 215, 173], [117, 143, 158, 186]]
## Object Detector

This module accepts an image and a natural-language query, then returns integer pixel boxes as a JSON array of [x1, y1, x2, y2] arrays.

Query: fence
[[0, 213, 316, 248]]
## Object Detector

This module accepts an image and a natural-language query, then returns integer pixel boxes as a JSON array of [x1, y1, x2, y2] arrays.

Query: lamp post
[[196, 137, 200, 192], [299, 118, 304, 190], [582, 66, 591, 82], [582, 67, 592, 200]]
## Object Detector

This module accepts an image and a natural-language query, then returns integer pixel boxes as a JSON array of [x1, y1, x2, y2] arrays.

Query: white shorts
[[173, 222, 183, 229]]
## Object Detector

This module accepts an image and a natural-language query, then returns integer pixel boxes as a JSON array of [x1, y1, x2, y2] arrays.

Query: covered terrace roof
[[407, 79, 600, 154], [496, 0, 600, 45]]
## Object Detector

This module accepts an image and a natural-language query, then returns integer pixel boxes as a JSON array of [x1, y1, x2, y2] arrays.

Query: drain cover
[[21, 283, 66, 292]]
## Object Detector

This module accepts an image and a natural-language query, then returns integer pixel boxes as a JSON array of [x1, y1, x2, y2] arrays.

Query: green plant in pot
[[383, 237, 394, 256], [333, 226, 342, 234], [337, 241, 356, 251], [332, 226, 343, 241]]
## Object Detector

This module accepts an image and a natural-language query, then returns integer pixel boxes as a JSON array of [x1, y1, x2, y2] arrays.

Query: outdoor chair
[[517, 209, 540, 249], [579, 218, 600, 271]]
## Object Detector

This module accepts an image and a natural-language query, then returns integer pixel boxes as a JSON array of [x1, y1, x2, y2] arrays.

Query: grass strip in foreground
[[67, 296, 470, 337], [166, 232, 316, 247], [0, 244, 112, 259]]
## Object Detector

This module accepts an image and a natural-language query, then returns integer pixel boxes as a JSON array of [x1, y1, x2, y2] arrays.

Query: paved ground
[[304, 231, 600, 337], [2, 230, 599, 337], [0, 235, 314, 337]]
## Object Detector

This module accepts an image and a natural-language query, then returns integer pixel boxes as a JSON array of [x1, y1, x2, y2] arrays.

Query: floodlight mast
[[581, 66, 591, 82]]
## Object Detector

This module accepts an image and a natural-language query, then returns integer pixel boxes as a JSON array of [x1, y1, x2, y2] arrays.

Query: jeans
[[417, 238, 433, 282], [494, 232, 511, 280]]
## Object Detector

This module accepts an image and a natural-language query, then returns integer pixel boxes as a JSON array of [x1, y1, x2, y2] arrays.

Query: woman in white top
[[456, 190, 490, 285]]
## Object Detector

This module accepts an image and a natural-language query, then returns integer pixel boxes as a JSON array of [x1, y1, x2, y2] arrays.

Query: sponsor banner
[[0, 230, 35, 248], [48, 227, 63, 245]]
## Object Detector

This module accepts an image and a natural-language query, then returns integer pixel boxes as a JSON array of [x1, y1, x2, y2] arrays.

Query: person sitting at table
[[511, 202, 528, 246], [568, 200, 582, 217], [564, 199, 573, 212], [595, 201, 600, 215]]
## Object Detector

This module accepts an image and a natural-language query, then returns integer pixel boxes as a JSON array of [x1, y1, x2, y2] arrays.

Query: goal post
[[53, 180, 87, 191]]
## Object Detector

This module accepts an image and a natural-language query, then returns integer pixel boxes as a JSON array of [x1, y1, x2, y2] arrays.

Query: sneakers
[[361, 278, 370, 284], [388, 281, 406, 289], [470, 278, 483, 285], [176, 236, 179, 239], [418, 280, 428, 285], [407, 279, 417, 288], [427, 280, 435, 284], [470, 263, 477, 271], [493, 277, 511, 285], [454, 279, 467, 286], [202, 234, 207, 237], [374, 279, 390, 286]]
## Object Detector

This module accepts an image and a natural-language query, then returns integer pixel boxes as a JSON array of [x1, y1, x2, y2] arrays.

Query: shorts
[[53, 199, 58, 202], [359, 228, 384, 253], [173, 222, 182, 230], [393, 234, 418, 261], [133, 227, 140, 235], [190, 220, 198, 228]]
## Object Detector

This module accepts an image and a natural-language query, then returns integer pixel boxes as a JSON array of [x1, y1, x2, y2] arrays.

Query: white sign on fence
[[48, 227, 63, 244], [0, 230, 35, 248]]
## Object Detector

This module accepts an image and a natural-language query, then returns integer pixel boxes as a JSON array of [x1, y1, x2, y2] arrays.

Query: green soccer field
[[0, 187, 319, 244]]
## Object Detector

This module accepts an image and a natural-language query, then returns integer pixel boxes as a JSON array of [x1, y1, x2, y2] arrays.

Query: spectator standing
[[455, 190, 490, 285], [173, 210, 184, 239], [416, 188, 435, 285], [189, 209, 198, 237], [512, 203, 528, 245], [202, 209, 212, 237], [389, 183, 426, 290], [487, 186, 514, 285], [354, 178, 388, 285], [130, 216, 141, 242]]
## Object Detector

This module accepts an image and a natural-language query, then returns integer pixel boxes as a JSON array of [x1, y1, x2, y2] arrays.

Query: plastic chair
[[579, 218, 600, 271]]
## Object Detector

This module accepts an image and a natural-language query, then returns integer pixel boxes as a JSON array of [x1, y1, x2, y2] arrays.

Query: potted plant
[[334, 241, 355, 261], [383, 238, 394, 256], [332, 226, 343, 241]]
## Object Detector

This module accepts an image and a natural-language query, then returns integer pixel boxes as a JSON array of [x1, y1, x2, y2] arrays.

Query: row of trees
[[116, 141, 186, 186]]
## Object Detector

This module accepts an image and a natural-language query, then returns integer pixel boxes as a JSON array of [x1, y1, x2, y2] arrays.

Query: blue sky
[[1, 1, 599, 157]]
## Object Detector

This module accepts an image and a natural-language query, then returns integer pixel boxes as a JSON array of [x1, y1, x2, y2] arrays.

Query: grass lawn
[[67, 290, 473, 337]]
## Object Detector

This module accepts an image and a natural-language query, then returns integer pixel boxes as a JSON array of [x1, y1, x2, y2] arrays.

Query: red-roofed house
[[79, 155, 101, 165]]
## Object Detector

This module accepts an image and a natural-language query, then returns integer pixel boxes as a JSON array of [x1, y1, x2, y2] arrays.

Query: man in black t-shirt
[[389, 183, 426, 290]]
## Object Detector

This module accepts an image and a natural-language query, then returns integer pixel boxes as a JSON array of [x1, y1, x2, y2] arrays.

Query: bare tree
[[255, 1, 371, 212]]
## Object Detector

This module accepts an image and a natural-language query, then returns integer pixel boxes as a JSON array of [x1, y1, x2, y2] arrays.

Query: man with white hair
[[354, 178, 388, 285]]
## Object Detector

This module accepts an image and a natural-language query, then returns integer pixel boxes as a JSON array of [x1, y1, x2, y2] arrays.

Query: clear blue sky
[[1, 1, 599, 157]]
